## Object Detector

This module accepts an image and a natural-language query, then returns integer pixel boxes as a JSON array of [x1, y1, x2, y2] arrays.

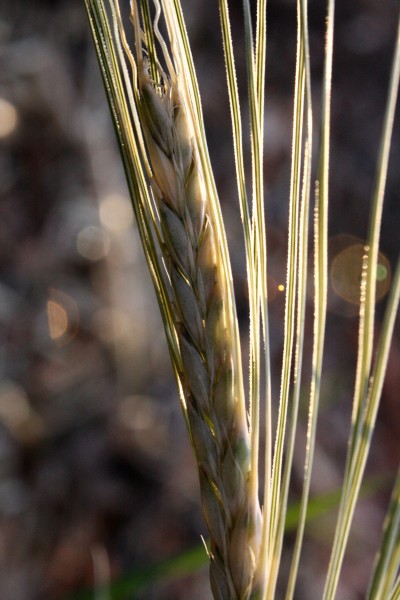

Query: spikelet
[[136, 50, 262, 600]]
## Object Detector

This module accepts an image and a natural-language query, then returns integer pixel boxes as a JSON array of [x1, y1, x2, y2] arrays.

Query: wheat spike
[[137, 56, 262, 600]]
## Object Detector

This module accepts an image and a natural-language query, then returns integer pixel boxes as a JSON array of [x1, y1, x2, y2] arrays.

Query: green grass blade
[[283, 1, 315, 597], [349, 9, 400, 481], [368, 467, 400, 600], [324, 256, 400, 599], [255, 0, 267, 128], [351, 14, 400, 435], [388, 574, 400, 600], [218, 0, 252, 260], [343, 13, 400, 500], [266, 1, 310, 591], [219, 4, 268, 567], [218, 0, 256, 446], [265, 10, 307, 595], [232, 0, 272, 590], [309, 0, 334, 551], [253, 0, 269, 386], [254, 2, 273, 588], [242, 0, 267, 520], [323, 12, 400, 596], [282, 142, 311, 600]]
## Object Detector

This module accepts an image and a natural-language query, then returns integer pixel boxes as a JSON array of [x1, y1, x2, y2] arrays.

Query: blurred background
[[0, 1, 399, 599]]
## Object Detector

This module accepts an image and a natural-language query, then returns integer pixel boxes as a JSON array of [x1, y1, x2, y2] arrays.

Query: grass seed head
[[134, 24, 261, 599]]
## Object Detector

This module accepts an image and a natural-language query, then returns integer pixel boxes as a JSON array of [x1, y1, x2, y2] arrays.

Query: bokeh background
[[0, 1, 399, 599]]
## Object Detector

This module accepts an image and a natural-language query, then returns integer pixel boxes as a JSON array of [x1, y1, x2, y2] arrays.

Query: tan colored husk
[[137, 63, 261, 599]]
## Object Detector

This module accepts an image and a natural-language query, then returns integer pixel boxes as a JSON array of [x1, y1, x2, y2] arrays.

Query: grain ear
[[137, 53, 261, 600], [85, 2, 263, 597]]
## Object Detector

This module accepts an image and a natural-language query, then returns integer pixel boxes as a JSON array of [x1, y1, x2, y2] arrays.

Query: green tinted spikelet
[[137, 60, 262, 599]]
